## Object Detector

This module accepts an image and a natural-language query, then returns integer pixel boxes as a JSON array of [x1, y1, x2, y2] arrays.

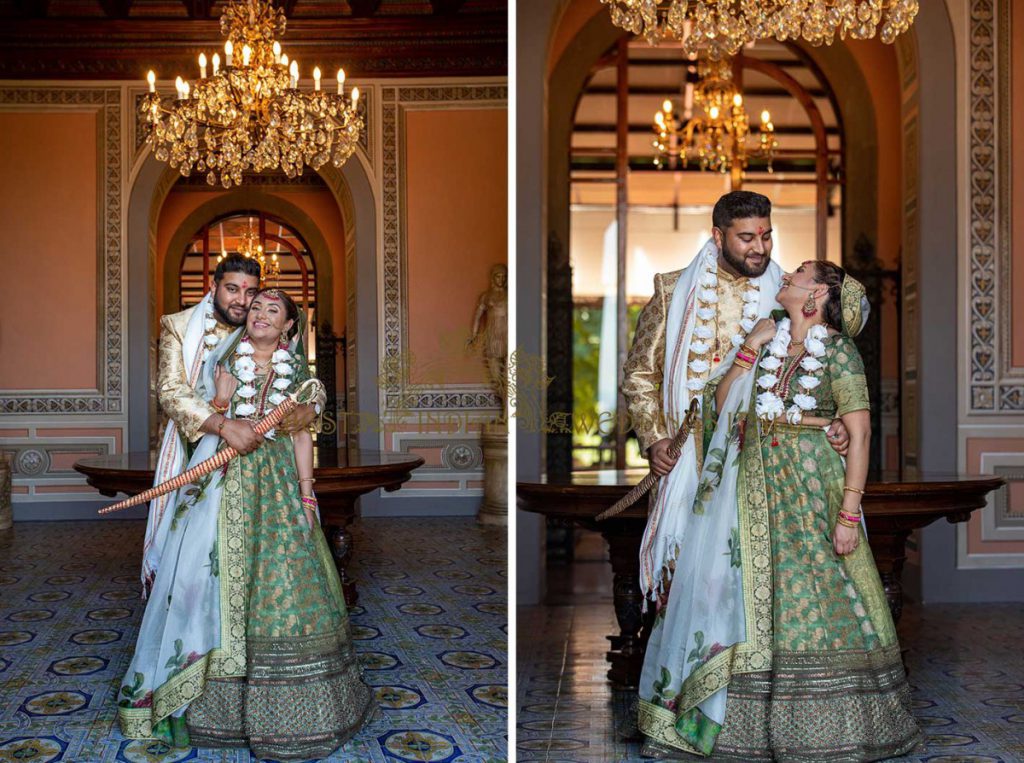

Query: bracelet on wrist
[[843, 485, 865, 495]]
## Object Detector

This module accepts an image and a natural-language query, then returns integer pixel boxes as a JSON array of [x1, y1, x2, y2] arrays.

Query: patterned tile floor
[[0, 517, 507, 763], [517, 538, 1024, 763]]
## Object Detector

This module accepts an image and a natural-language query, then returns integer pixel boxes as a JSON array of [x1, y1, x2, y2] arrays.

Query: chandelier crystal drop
[[652, 58, 777, 175], [600, 0, 919, 53], [141, 0, 363, 188]]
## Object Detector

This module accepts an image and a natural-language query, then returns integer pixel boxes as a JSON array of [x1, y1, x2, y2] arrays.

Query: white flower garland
[[201, 299, 220, 362], [686, 261, 760, 392], [755, 317, 829, 425], [231, 339, 295, 438]]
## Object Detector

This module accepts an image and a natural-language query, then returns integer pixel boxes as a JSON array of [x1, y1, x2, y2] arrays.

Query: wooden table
[[517, 469, 1004, 689], [75, 449, 424, 606]]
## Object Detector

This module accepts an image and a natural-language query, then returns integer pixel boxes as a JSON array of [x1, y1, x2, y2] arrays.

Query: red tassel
[[713, 355, 721, 363], [771, 435, 779, 447]]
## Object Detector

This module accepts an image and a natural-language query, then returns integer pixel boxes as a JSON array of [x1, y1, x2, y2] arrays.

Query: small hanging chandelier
[[237, 221, 280, 285], [600, 0, 918, 53], [652, 57, 777, 176], [141, 0, 363, 188]]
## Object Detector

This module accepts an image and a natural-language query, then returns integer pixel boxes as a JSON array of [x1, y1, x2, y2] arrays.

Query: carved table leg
[[323, 521, 358, 607], [866, 527, 911, 624], [600, 522, 647, 690]]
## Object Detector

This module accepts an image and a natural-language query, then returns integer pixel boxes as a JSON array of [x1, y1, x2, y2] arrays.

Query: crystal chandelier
[[141, 0, 363, 188], [601, 0, 919, 52], [652, 58, 777, 176]]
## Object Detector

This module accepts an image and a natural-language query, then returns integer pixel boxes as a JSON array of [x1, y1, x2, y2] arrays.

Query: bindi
[[757, 226, 765, 236]]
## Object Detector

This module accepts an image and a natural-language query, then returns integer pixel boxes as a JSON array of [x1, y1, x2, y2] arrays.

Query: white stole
[[638, 239, 782, 599], [141, 292, 215, 595]]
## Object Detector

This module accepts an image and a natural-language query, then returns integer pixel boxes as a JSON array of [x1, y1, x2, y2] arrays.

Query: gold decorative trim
[[209, 457, 247, 677]]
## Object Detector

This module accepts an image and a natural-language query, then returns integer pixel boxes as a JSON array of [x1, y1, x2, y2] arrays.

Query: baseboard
[[12, 501, 149, 522]]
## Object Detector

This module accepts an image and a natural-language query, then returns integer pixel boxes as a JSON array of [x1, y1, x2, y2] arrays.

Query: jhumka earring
[[802, 293, 818, 317]]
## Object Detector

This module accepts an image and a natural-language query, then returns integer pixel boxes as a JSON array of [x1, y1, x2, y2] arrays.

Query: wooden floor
[[517, 530, 1024, 762]]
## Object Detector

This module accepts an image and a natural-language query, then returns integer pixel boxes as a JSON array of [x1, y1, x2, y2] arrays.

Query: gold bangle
[[734, 358, 753, 370], [216, 416, 228, 436], [843, 485, 865, 495], [211, 399, 229, 414], [836, 517, 860, 528], [299, 477, 316, 484]]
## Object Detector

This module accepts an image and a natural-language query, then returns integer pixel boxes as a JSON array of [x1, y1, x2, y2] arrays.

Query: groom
[[622, 191, 848, 596]]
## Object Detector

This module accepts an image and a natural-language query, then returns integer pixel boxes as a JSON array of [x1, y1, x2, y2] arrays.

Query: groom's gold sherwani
[[157, 305, 233, 442], [623, 267, 752, 453]]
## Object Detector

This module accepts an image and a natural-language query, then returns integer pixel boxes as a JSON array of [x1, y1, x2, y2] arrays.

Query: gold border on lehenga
[[208, 457, 248, 678], [118, 459, 249, 740]]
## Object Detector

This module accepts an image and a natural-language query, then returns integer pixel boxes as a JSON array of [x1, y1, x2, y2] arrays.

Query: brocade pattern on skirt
[[118, 365, 374, 760], [639, 335, 921, 761]]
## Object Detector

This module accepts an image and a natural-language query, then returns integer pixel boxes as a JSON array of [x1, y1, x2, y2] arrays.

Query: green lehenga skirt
[[119, 435, 375, 761], [692, 426, 919, 761]]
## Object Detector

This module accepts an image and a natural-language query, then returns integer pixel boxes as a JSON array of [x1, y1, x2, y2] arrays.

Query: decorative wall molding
[[0, 87, 123, 415], [387, 431, 486, 495], [380, 83, 507, 413], [0, 423, 122, 501], [968, 0, 1021, 412]]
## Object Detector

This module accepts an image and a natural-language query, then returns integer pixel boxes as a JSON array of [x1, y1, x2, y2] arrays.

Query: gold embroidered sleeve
[[157, 315, 216, 443], [622, 274, 669, 453], [828, 335, 871, 417]]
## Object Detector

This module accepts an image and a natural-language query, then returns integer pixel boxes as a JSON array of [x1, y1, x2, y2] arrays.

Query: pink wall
[[1013, 4, 1024, 366], [0, 112, 97, 390], [405, 108, 508, 386]]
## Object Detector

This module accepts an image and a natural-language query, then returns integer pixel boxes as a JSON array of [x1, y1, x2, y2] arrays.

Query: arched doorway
[[126, 154, 379, 456], [568, 36, 850, 472]]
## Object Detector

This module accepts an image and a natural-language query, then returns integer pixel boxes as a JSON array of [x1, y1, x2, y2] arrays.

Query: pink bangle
[[736, 352, 756, 364], [838, 511, 861, 523]]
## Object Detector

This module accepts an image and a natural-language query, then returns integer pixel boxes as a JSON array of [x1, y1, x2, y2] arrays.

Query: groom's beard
[[212, 296, 247, 327], [721, 239, 771, 278]]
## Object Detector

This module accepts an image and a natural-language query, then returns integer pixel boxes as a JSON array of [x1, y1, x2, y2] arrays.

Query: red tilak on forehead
[[757, 226, 765, 235]]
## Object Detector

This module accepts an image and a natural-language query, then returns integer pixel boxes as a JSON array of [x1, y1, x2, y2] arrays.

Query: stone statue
[[468, 263, 508, 413]]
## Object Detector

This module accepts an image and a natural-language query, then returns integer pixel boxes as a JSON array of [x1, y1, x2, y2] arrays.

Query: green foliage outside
[[572, 300, 645, 469]]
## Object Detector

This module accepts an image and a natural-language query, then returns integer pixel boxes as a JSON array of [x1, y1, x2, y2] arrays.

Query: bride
[[117, 287, 375, 761]]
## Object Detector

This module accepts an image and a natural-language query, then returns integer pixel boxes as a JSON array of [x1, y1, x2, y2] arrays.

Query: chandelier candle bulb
[[212, 52, 220, 75], [289, 59, 298, 88], [199, 52, 207, 78], [336, 69, 345, 94], [281, 53, 288, 67], [761, 109, 771, 125], [225, 40, 233, 67], [352, 86, 360, 106], [242, 44, 251, 67], [147, 70, 156, 93], [313, 66, 321, 91], [273, 41, 281, 63]]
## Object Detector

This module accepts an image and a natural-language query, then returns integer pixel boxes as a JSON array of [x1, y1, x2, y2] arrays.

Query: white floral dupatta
[[119, 331, 242, 732], [638, 367, 758, 752]]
